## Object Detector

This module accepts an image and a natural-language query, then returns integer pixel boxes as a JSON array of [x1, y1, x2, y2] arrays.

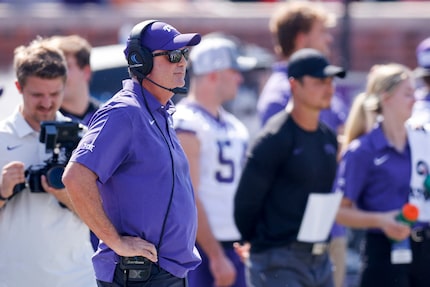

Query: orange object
[[402, 203, 419, 222]]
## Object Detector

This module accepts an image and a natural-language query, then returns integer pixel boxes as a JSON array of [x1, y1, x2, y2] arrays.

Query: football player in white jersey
[[173, 35, 255, 287]]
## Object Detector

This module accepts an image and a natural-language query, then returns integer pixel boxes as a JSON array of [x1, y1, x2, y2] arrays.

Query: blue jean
[[247, 245, 334, 287]]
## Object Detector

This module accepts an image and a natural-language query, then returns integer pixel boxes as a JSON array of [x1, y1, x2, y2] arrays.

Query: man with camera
[[62, 20, 201, 287], [47, 34, 102, 251], [0, 37, 95, 286]]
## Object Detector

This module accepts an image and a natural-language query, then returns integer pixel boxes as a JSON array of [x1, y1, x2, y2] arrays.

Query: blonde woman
[[332, 63, 430, 287], [340, 92, 378, 154]]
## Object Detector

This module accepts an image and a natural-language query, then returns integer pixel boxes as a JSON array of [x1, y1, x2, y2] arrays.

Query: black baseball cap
[[288, 48, 346, 79]]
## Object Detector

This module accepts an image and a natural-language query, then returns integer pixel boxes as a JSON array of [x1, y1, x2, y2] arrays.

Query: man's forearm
[[62, 162, 122, 250]]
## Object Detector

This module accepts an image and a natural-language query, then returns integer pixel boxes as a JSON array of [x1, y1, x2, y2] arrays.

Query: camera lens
[[46, 166, 65, 189]]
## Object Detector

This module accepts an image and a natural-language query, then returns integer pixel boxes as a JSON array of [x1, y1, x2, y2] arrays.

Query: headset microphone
[[171, 87, 188, 94], [144, 77, 188, 94]]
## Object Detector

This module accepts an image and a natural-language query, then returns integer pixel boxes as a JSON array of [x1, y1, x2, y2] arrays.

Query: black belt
[[286, 241, 329, 255], [115, 263, 183, 285]]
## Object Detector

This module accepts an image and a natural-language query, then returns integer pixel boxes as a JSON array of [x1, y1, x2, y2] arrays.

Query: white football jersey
[[174, 101, 249, 241], [407, 124, 430, 221]]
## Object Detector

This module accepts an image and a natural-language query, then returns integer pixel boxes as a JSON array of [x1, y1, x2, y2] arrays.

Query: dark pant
[[247, 243, 334, 287], [360, 231, 430, 287], [97, 264, 188, 287]]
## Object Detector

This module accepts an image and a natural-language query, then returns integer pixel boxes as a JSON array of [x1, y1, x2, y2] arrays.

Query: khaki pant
[[329, 236, 347, 287]]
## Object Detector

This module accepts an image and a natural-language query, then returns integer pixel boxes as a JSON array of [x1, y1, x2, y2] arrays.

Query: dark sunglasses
[[152, 48, 190, 63]]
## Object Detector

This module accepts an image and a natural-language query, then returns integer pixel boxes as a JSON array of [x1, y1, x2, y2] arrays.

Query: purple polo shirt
[[333, 124, 411, 217], [70, 79, 201, 282], [256, 61, 348, 132], [257, 62, 291, 126]]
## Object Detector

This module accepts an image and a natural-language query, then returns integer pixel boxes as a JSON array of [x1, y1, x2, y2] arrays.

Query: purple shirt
[[333, 124, 411, 215], [257, 62, 291, 126], [256, 61, 349, 132], [70, 79, 201, 282]]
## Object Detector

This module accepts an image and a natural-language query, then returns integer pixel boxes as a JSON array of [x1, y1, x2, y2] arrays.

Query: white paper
[[297, 192, 343, 242]]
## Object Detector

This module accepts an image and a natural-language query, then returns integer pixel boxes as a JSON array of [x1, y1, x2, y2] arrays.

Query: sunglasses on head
[[152, 48, 190, 63]]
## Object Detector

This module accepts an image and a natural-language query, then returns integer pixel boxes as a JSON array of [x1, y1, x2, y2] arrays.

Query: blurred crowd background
[[0, 0, 429, 70], [1, 0, 429, 132]]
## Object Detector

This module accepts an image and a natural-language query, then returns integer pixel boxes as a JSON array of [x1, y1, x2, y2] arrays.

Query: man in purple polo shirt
[[62, 20, 202, 287], [256, 2, 349, 134]]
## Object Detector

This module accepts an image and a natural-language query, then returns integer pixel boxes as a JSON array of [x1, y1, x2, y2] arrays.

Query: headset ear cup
[[127, 40, 153, 79], [139, 47, 153, 76], [126, 19, 158, 80]]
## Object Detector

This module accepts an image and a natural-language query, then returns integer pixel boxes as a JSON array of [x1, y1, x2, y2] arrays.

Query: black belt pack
[[120, 256, 152, 282]]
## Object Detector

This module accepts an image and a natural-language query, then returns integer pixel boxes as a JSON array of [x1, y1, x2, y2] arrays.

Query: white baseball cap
[[189, 37, 257, 76]]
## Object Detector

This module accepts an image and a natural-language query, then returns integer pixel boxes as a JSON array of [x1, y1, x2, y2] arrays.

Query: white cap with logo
[[189, 37, 257, 76]]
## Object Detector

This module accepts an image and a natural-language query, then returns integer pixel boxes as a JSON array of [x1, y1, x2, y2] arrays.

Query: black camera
[[14, 121, 83, 193]]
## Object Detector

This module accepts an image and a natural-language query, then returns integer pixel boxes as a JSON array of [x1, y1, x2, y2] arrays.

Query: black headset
[[126, 19, 158, 81]]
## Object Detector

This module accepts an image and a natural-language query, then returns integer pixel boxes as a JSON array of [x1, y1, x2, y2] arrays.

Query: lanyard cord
[[140, 87, 176, 261]]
